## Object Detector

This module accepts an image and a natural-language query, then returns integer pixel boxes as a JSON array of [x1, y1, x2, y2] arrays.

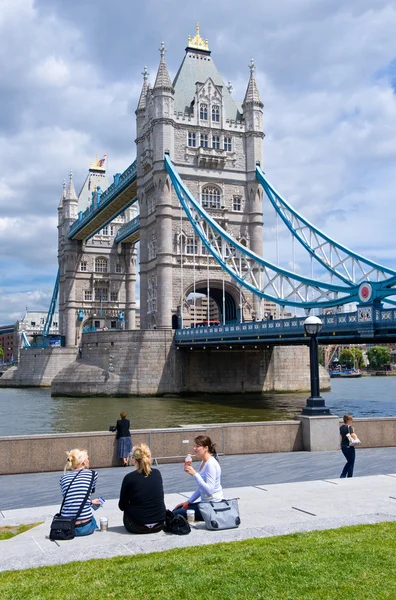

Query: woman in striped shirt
[[60, 449, 101, 536]]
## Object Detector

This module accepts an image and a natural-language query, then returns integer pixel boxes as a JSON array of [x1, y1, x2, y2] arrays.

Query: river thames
[[0, 377, 395, 436]]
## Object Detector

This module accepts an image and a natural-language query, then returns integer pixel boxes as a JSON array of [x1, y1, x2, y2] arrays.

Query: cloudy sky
[[1, 0, 396, 323]]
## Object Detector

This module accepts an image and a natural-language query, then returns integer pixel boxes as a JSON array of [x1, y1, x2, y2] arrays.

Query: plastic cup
[[100, 517, 108, 531], [186, 510, 195, 524]]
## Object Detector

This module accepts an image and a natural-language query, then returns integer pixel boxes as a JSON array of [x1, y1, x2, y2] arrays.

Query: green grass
[[0, 523, 42, 540], [1, 522, 396, 599]]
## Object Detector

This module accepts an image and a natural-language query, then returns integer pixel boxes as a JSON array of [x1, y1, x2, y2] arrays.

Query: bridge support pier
[[295, 415, 340, 452]]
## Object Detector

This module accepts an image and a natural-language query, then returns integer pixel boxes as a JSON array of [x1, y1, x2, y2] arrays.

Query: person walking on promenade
[[116, 411, 132, 466], [60, 449, 101, 536], [118, 443, 165, 534], [340, 414, 358, 478], [173, 435, 223, 521]]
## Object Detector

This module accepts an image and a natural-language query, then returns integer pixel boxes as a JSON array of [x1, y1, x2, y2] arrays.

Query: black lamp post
[[302, 316, 330, 416]]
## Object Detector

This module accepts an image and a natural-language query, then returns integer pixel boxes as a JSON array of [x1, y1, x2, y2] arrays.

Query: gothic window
[[224, 137, 232, 151], [102, 226, 108, 235], [147, 276, 157, 313], [115, 263, 122, 274], [95, 287, 108, 301], [110, 291, 118, 302], [109, 225, 114, 236], [212, 105, 220, 122], [148, 233, 157, 261], [200, 133, 208, 148], [80, 261, 87, 272], [199, 103, 208, 120], [212, 135, 220, 150], [188, 132, 196, 147], [186, 237, 198, 255], [202, 186, 221, 209], [84, 290, 92, 301], [233, 195, 242, 211], [95, 257, 108, 273]]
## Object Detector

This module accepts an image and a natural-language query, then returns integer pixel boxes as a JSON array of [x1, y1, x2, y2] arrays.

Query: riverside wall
[[0, 417, 395, 475], [0, 347, 78, 387]]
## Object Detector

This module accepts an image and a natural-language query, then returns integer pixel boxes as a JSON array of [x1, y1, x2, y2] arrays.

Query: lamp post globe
[[303, 315, 323, 336], [302, 315, 330, 416]]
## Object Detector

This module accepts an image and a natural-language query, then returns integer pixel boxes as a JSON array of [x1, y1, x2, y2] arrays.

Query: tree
[[0, 347, 3, 361], [367, 346, 391, 370], [339, 348, 364, 369]]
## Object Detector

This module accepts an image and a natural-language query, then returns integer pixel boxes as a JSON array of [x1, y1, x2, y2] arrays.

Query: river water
[[1, 377, 395, 437]]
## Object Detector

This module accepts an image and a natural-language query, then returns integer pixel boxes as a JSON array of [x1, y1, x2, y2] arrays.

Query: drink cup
[[100, 517, 108, 531], [186, 510, 195, 524]]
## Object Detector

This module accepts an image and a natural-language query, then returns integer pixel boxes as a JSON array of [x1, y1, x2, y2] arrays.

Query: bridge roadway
[[175, 305, 396, 346], [68, 160, 137, 241]]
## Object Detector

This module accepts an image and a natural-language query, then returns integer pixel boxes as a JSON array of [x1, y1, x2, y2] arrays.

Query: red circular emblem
[[358, 283, 372, 303]]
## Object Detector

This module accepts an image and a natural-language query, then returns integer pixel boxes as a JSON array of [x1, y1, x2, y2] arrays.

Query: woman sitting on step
[[60, 448, 101, 536], [173, 435, 224, 521], [118, 443, 165, 534]]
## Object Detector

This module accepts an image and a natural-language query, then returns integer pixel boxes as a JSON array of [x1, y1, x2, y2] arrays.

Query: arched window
[[212, 105, 220, 122], [201, 186, 221, 209], [95, 257, 108, 273], [200, 103, 208, 120]]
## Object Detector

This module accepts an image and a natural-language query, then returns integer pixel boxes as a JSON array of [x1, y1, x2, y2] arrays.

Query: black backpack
[[163, 509, 191, 535]]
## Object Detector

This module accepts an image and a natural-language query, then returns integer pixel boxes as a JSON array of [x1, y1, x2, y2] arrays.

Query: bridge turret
[[243, 60, 265, 318], [242, 59, 264, 172], [152, 42, 175, 163]]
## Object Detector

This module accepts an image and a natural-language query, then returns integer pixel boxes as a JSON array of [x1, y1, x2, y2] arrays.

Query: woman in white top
[[173, 435, 223, 521]]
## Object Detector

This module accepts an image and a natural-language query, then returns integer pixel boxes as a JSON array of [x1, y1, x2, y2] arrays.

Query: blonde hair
[[132, 443, 152, 477], [64, 448, 89, 472]]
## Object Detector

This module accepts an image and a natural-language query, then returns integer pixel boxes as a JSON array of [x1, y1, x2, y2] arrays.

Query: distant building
[[0, 324, 15, 364], [17, 311, 59, 342], [187, 296, 219, 325]]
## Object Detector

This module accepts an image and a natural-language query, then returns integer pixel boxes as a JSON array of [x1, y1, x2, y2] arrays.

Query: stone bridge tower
[[136, 24, 264, 329], [57, 158, 138, 347]]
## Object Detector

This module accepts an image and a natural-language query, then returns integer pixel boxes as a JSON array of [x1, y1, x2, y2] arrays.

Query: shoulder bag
[[198, 498, 241, 531], [49, 470, 95, 541]]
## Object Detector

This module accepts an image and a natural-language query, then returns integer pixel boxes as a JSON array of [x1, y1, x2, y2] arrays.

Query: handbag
[[50, 470, 95, 541], [198, 498, 241, 531], [163, 510, 191, 535], [346, 425, 361, 447]]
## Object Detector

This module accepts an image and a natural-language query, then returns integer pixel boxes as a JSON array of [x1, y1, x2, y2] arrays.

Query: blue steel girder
[[43, 268, 59, 337], [165, 155, 363, 310], [114, 215, 140, 244], [256, 165, 396, 288], [68, 160, 137, 241]]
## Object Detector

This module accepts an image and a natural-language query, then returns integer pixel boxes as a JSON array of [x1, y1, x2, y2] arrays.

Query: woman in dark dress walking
[[116, 411, 132, 467]]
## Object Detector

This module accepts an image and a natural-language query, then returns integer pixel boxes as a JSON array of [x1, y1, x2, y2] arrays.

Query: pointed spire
[[66, 170, 77, 201], [243, 59, 263, 108], [137, 66, 149, 111], [154, 42, 174, 92], [58, 179, 66, 209]]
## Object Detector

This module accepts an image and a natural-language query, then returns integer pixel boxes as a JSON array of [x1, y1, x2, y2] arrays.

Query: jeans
[[340, 445, 355, 478], [74, 516, 98, 536], [172, 502, 204, 521]]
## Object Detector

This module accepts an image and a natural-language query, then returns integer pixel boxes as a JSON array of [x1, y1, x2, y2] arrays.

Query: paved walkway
[[1, 448, 396, 572]]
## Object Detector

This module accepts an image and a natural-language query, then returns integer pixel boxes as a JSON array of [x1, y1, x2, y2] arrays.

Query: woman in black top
[[116, 411, 132, 466], [119, 443, 165, 534], [340, 413, 358, 478]]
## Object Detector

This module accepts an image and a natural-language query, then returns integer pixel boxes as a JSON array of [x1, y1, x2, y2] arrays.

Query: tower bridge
[[4, 24, 396, 395]]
